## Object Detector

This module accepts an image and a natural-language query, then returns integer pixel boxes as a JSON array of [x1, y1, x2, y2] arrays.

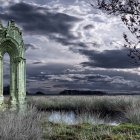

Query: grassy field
[[28, 95, 139, 116], [2, 95, 140, 140]]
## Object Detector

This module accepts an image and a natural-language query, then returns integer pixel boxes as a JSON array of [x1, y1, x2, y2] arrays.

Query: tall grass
[[28, 95, 140, 123], [0, 105, 43, 140], [1, 95, 140, 140], [28, 96, 139, 114], [124, 101, 140, 124]]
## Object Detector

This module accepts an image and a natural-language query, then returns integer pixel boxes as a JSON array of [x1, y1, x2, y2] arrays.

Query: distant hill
[[59, 90, 107, 95], [27, 91, 45, 95], [35, 91, 45, 95]]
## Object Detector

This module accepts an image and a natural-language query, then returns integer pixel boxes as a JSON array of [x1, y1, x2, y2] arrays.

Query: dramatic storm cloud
[[0, 2, 79, 38], [80, 49, 140, 69], [0, 0, 140, 93]]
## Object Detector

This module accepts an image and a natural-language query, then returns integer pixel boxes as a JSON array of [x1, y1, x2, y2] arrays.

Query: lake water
[[46, 111, 121, 125]]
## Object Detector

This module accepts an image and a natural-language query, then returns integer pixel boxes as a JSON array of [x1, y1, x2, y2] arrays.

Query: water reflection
[[48, 111, 76, 124], [46, 111, 120, 125]]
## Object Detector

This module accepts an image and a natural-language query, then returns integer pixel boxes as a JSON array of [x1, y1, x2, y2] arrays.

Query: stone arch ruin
[[0, 20, 26, 108]]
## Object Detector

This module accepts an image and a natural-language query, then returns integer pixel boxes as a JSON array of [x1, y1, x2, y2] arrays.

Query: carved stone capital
[[8, 20, 15, 28], [12, 57, 25, 63]]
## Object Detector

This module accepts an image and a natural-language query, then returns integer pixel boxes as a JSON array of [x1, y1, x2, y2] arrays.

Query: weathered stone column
[[16, 57, 26, 105], [22, 58, 26, 98], [0, 56, 3, 105], [23, 59, 26, 97], [9, 58, 17, 106]]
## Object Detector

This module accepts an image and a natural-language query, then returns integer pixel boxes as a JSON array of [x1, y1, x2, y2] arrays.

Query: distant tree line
[[59, 90, 107, 95], [3, 85, 45, 95]]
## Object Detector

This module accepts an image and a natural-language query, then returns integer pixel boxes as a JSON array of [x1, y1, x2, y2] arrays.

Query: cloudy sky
[[0, 0, 140, 94]]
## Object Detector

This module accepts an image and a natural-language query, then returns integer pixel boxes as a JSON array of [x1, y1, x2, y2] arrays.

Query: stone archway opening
[[0, 20, 26, 109], [3, 53, 10, 98]]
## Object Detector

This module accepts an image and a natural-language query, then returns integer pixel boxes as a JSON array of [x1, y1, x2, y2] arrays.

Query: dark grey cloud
[[0, 7, 3, 12], [0, 2, 80, 40], [51, 72, 140, 92], [1, 1, 140, 93], [23, 0, 76, 5], [4, 60, 140, 93], [80, 49, 140, 69], [51, 35, 89, 47], [0, 2, 93, 49], [87, 69, 140, 82], [32, 66, 140, 93], [83, 24, 94, 30], [26, 63, 75, 80], [32, 61, 42, 65]]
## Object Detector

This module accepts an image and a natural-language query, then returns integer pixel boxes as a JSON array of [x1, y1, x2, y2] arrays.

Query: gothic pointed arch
[[0, 20, 26, 109]]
